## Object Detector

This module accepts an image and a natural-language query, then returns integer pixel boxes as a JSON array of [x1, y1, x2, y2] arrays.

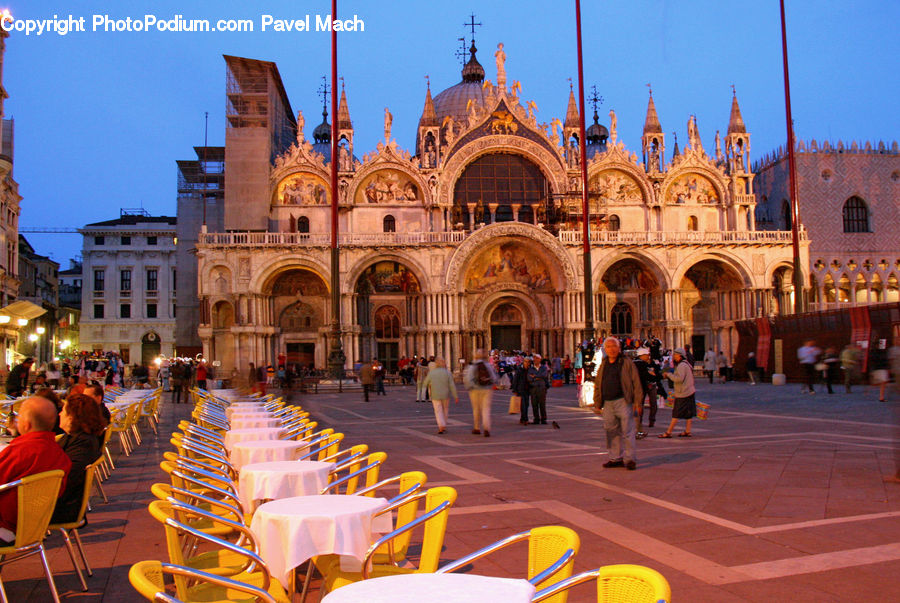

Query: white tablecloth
[[238, 460, 334, 510], [320, 573, 537, 603], [230, 416, 282, 430], [230, 440, 308, 471], [225, 405, 268, 419], [107, 400, 141, 414], [223, 428, 286, 451], [251, 495, 392, 587]]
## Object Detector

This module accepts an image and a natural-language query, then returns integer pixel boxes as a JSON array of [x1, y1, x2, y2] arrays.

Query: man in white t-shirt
[[797, 340, 821, 394]]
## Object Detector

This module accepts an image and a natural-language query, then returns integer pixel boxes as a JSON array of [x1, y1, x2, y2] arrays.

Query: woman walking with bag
[[659, 348, 696, 438], [422, 357, 457, 434]]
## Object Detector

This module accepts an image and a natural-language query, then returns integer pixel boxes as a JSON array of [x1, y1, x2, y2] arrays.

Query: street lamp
[[36, 326, 45, 335]]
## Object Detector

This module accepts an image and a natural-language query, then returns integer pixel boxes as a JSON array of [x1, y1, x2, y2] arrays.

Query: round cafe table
[[226, 405, 268, 419], [320, 573, 537, 603], [230, 416, 282, 430], [230, 439, 308, 471], [238, 460, 334, 510], [223, 428, 286, 451], [250, 495, 393, 588]]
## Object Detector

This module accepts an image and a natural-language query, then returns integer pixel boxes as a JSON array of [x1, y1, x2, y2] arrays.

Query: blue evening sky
[[4, 0, 897, 265]]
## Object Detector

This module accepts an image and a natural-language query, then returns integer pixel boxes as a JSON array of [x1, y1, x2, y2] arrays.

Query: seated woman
[[51, 393, 105, 524]]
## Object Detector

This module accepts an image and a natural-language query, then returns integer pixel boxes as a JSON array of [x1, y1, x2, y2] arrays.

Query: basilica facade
[[195, 46, 807, 374]]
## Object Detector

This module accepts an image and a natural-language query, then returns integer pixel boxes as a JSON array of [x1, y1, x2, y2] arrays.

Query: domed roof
[[587, 122, 608, 142], [313, 108, 331, 145], [433, 81, 487, 126], [432, 41, 487, 126]]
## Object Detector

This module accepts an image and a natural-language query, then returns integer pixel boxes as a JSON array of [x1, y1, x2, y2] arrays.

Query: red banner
[[849, 306, 871, 372], [756, 317, 771, 371]]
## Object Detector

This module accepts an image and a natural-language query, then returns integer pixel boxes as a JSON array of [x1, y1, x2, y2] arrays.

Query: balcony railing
[[198, 231, 466, 247], [556, 230, 806, 245], [198, 228, 804, 249]]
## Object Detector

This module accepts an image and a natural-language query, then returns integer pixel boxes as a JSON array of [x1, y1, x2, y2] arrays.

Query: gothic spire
[[671, 131, 680, 157], [564, 81, 579, 128], [337, 79, 352, 130], [419, 77, 438, 127], [727, 87, 746, 134], [643, 88, 662, 134]]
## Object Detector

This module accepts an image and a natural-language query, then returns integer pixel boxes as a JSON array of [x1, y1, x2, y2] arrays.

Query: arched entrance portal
[[490, 302, 524, 352], [681, 259, 744, 356], [141, 332, 161, 367], [211, 301, 235, 374], [599, 258, 660, 339], [266, 268, 329, 370], [354, 260, 421, 364]]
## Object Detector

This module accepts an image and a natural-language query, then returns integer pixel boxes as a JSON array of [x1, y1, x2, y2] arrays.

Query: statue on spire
[[688, 115, 702, 152], [495, 43, 507, 90], [609, 109, 617, 144], [715, 130, 723, 162], [384, 108, 393, 143], [296, 110, 305, 143]]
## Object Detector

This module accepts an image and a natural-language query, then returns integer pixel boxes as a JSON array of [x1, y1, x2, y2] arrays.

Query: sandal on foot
[[658, 432, 672, 438], [678, 432, 692, 437]]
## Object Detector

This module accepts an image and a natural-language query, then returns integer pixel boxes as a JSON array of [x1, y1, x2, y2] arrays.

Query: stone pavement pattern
[[2, 380, 898, 601]]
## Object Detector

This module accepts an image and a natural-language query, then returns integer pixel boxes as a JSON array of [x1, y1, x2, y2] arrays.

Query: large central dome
[[432, 41, 487, 126]]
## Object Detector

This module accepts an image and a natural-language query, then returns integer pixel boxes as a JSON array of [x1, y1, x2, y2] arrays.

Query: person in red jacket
[[0, 396, 71, 544]]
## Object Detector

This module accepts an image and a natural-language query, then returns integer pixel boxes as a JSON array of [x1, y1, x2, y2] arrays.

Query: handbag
[[814, 362, 827, 372], [508, 395, 521, 414]]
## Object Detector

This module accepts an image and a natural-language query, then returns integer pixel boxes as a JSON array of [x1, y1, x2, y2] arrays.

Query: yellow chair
[[437, 526, 580, 603], [129, 560, 278, 603], [531, 564, 672, 603], [149, 506, 289, 602], [320, 452, 386, 496], [149, 499, 256, 578], [47, 456, 106, 591], [0, 470, 65, 603], [322, 486, 458, 593]]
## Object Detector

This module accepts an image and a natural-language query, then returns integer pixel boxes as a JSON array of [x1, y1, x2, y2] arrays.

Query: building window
[[120, 303, 131, 318], [608, 215, 620, 231], [93, 269, 105, 292], [146, 303, 157, 318], [94, 236, 104, 246], [93, 304, 104, 319], [120, 269, 131, 292], [782, 200, 792, 231], [842, 196, 870, 233], [687, 216, 698, 231], [121, 236, 131, 245], [172, 269, 177, 292], [146, 269, 158, 292], [453, 152, 547, 228], [610, 302, 632, 336], [147, 236, 158, 245], [383, 215, 396, 233], [298, 216, 310, 233], [173, 303, 177, 317]]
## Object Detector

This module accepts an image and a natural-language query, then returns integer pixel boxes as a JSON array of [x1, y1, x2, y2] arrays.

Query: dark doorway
[[141, 333, 161, 367], [286, 342, 316, 368], [377, 342, 399, 373], [491, 325, 521, 352], [691, 335, 705, 359]]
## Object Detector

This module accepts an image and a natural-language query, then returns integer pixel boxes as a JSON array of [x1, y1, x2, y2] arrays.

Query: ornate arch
[[438, 137, 566, 207], [249, 256, 331, 294], [592, 252, 671, 291], [350, 156, 432, 206], [445, 222, 578, 291], [672, 250, 754, 289], [466, 284, 549, 331], [764, 260, 798, 286], [343, 252, 430, 295], [587, 150, 654, 206], [200, 264, 234, 296], [660, 154, 729, 206]]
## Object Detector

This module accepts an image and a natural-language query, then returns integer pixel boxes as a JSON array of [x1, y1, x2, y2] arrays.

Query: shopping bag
[[696, 401, 710, 420], [664, 392, 675, 408], [498, 374, 511, 390], [508, 395, 521, 414]]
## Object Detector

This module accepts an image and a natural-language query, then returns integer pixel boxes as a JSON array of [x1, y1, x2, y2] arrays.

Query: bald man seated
[[0, 396, 71, 544]]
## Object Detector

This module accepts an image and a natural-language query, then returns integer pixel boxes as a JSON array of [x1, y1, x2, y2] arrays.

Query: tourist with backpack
[[464, 348, 497, 437]]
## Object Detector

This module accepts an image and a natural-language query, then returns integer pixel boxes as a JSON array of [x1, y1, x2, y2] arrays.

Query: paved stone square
[[2, 379, 899, 601]]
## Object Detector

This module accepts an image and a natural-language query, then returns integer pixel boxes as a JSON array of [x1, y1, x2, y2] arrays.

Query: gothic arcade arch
[[445, 222, 578, 292]]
